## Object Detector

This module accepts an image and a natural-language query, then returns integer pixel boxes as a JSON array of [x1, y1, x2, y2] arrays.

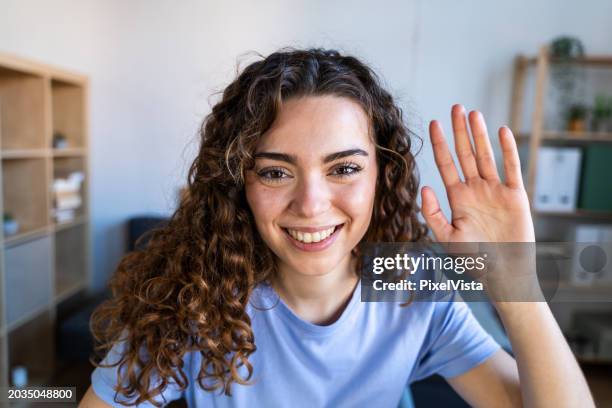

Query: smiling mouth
[[282, 224, 344, 244]]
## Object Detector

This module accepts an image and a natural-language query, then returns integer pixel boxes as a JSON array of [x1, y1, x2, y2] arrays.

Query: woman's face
[[245, 95, 378, 277]]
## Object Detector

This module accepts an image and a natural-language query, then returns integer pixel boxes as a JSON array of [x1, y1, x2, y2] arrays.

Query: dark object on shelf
[[579, 145, 612, 212], [127, 216, 169, 251], [592, 94, 612, 132], [56, 290, 110, 362], [411, 375, 469, 408], [3, 211, 19, 236], [53, 132, 68, 149], [550, 36, 585, 60], [571, 312, 612, 361], [567, 103, 589, 132], [549, 36, 586, 129]]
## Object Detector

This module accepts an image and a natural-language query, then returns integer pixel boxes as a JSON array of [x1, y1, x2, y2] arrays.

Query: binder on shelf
[[534, 147, 582, 212], [579, 145, 612, 212]]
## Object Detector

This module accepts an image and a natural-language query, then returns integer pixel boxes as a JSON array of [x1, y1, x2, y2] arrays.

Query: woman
[[80, 48, 593, 407]]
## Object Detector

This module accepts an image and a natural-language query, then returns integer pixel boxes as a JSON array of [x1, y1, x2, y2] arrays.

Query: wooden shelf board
[[577, 356, 612, 365], [4, 304, 50, 334], [0, 51, 87, 83], [3, 226, 52, 248], [556, 282, 612, 292], [526, 55, 612, 67], [1, 149, 48, 159], [54, 279, 87, 304], [517, 131, 612, 143], [52, 147, 85, 157]]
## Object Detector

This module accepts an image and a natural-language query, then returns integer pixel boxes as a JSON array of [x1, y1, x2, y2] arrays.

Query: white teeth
[[287, 226, 337, 243]]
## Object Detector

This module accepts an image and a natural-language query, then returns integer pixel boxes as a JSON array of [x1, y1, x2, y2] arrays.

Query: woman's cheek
[[246, 184, 288, 226], [335, 177, 376, 220]]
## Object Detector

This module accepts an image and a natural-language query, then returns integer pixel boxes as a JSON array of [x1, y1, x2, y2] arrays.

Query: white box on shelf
[[54, 208, 75, 224], [534, 147, 582, 212], [572, 225, 612, 286]]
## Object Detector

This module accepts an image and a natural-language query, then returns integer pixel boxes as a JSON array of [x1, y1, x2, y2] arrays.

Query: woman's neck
[[273, 255, 360, 326]]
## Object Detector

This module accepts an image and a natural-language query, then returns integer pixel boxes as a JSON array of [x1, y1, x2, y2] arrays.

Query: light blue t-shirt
[[91, 280, 500, 407]]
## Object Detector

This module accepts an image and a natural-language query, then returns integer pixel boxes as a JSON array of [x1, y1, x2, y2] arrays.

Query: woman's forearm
[[494, 301, 594, 407]]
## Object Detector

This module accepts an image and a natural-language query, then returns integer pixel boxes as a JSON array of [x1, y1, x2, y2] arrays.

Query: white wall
[[1, 0, 611, 291]]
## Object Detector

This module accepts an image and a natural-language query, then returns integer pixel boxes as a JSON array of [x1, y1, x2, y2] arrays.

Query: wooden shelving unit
[[511, 49, 612, 407], [0, 52, 91, 388], [510, 46, 612, 223]]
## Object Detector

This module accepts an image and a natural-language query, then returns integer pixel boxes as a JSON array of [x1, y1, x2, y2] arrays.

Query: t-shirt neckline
[[256, 279, 362, 337]]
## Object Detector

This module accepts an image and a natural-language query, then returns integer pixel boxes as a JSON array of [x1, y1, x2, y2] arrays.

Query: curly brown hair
[[90, 47, 429, 406]]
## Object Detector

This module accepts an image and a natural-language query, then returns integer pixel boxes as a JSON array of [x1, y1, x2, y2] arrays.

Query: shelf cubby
[[0, 67, 46, 151], [4, 235, 53, 328], [51, 80, 85, 149], [2, 158, 49, 236], [8, 310, 54, 387], [55, 223, 88, 299]]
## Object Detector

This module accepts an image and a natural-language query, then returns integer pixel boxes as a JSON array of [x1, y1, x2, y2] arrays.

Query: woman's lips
[[282, 224, 344, 252]]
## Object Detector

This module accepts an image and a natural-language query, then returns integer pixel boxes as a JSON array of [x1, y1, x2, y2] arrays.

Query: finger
[[498, 126, 524, 189], [429, 120, 461, 188], [468, 111, 500, 182], [421, 186, 454, 242], [451, 104, 479, 180]]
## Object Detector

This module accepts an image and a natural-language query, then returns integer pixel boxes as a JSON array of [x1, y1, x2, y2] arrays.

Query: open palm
[[421, 105, 535, 243]]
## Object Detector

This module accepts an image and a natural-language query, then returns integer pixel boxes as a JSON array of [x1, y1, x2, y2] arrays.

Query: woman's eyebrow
[[253, 149, 368, 164], [322, 148, 368, 163]]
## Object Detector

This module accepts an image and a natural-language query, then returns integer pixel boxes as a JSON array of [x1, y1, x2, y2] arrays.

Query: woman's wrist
[[491, 299, 547, 321]]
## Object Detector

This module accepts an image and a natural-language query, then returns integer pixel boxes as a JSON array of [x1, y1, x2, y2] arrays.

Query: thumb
[[421, 186, 453, 242]]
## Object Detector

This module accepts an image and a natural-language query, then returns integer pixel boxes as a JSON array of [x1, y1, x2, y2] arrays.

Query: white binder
[[534, 147, 582, 212]]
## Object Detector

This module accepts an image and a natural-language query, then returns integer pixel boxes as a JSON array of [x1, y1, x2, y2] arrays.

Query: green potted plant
[[592, 94, 612, 132], [549, 36, 586, 130], [3, 212, 19, 236], [566, 103, 589, 132], [550, 36, 585, 61], [53, 132, 68, 149]]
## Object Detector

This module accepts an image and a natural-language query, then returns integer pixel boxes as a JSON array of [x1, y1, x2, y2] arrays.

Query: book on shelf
[[579, 145, 612, 212], [53, 208, 75, 224], [53, 171, 84, 214]]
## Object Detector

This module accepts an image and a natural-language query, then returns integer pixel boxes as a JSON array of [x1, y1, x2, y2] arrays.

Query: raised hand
[[421, 104, 535, 243]]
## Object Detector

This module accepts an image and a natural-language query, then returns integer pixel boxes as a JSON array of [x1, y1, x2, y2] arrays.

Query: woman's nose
[[289, 175, 331, 218]]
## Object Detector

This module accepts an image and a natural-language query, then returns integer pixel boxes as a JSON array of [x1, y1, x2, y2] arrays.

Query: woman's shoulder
[[90, 334, 188, 407]]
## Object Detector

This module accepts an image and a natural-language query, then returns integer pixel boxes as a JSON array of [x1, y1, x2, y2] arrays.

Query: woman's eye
[[257, 168, 292, 183], [331, 162, 363, 178]]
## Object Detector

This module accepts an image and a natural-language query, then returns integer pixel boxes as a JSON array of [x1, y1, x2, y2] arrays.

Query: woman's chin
[[280, 255, 352, 278]]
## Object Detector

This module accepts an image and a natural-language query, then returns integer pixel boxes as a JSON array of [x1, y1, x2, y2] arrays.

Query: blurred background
[[0, 0, 611, 406]]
